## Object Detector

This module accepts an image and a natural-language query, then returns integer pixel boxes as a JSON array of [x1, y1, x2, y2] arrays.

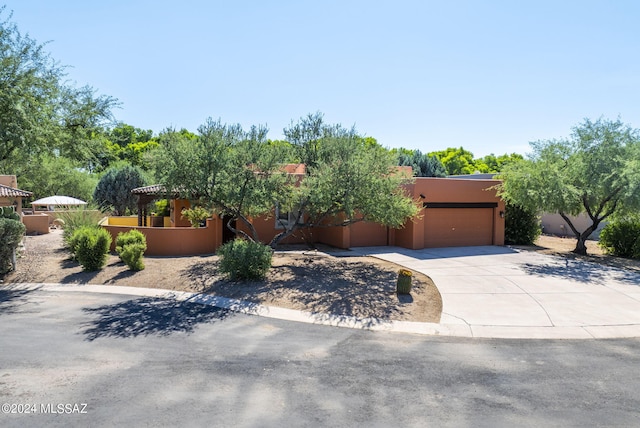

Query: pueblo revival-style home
[[101, 166, 505, 256]]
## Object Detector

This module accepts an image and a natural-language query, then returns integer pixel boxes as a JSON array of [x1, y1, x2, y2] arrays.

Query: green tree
[[154, 119, 291, 242], [16, 154, 97, 201], [273, 114, 420, 246], [0, 8, 62, 165], [428, 147, 478, 175], [101, 123, 158, 169], [480, 153, 524, 173], [0, 8, 117, 172], [497, 118, 640, 255], [93, 165, 147, 215], [397, 148, 446, 177]]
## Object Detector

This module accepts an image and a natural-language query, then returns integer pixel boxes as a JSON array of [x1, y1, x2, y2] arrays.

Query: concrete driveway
[[353, 246, 640, 339]]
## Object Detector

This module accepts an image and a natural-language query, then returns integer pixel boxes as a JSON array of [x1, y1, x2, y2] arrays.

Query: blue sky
[[5, 0, 640, 157]]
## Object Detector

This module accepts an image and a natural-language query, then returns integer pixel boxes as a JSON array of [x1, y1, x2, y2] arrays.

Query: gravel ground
[[3, 229, 443, 323]]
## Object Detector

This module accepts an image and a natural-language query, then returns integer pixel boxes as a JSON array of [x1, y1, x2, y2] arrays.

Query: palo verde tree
[[154, 119, 293, 243], [497, 117, 640, 255], [273, 114, 420, 246]]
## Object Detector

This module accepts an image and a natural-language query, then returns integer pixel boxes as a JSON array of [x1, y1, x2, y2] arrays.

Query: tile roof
[[131, 184, 167, 195], [0, 183, 32, 198]]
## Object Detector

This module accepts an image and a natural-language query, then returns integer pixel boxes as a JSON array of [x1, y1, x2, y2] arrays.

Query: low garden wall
[[101, 217, 222, 256], [22, 213, 50, 235]]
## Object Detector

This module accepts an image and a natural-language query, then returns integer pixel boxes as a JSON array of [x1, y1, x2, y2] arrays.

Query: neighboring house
[[0, 175, 31, 215], [0, 175, 50, 234]]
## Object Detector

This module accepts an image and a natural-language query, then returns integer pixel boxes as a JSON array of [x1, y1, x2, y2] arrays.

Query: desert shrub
[[58, 209, 104, 248], [504, 203, 541, 245], [599, 219, 640, 259], [72, 227, 112, 271], [217, 238, 273, 280], [0, 218, 26, 274], [115, 230, 147, 270], [1, 206, 20, 220], [181, 206, 210, 228]]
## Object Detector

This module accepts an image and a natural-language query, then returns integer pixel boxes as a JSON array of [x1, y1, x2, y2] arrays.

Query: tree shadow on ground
[[181, 254, 441, 324], [81, 297, 232, 341], [520, 257, 640, 285], [0, 286, 41, 315]]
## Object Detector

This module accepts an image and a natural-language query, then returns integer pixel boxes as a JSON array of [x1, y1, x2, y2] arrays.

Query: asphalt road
[[1, 287, 640, 427]]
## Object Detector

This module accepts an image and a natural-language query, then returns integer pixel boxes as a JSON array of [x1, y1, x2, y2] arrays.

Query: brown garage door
[[424, 208, 494, 247]]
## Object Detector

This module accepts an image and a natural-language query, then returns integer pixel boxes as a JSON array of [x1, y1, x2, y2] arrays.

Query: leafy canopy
[[154, 114, 420, 247], [497, 117, 640, 254]]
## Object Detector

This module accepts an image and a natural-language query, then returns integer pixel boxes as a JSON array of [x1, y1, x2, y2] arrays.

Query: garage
[[423, 203, 495, 248]]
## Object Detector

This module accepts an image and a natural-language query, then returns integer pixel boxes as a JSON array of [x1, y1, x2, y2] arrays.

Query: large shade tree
[[0, 8, 117, 172], [497, 118, 640, 255]]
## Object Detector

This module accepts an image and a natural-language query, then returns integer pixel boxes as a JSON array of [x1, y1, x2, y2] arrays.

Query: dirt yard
[[5, 231, 639, 323], [3, 230, 443, 323]]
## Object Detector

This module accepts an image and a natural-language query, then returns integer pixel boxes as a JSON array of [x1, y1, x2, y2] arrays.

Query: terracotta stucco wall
[[348, 221, 388, 247], [22, 214, 50, 234], [103, 218, 221, 256], [237, 213, 311, 246], [0, 175, 17, 187]]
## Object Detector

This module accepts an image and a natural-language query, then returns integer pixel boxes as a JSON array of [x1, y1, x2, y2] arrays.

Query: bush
[[154, 199, 170, 216], [599, 219, 640, 259], [0, 218, 26, 274], [58, 209, 104, 249], [217, 239, 273, 280], [1, 206, 20, 220], [115, 230, 147, 271], [72, 227, 112, 271], [504, 203, 541, 245], [181, 206, 210, 228]]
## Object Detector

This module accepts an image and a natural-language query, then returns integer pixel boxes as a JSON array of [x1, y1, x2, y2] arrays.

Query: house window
[[275, 204, 303, 229]]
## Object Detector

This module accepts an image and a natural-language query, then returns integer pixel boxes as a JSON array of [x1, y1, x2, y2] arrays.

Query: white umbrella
[[30, 195, 87, 206]]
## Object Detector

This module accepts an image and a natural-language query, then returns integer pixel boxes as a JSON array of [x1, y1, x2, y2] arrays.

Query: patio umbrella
[[30, 195, 87, 207]]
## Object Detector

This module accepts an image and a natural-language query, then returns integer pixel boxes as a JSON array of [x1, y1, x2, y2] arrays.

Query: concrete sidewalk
[[351, 246, 640, 339]]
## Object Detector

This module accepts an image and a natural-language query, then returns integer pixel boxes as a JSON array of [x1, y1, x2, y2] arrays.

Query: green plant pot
[[396, 275, 412, 294]]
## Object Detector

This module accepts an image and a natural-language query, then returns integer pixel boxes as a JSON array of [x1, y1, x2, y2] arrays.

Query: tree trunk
[[572, 236, 588, 255]]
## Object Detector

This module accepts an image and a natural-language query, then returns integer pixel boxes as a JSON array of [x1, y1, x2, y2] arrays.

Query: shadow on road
[[81, 297, 232, 341], [0, 286, 42, 315]]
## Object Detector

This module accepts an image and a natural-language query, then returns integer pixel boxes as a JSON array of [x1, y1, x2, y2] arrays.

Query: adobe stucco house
[[102, 174, 505, 256], [240, 177, 504, 250], [0, 175, 31, 215]]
